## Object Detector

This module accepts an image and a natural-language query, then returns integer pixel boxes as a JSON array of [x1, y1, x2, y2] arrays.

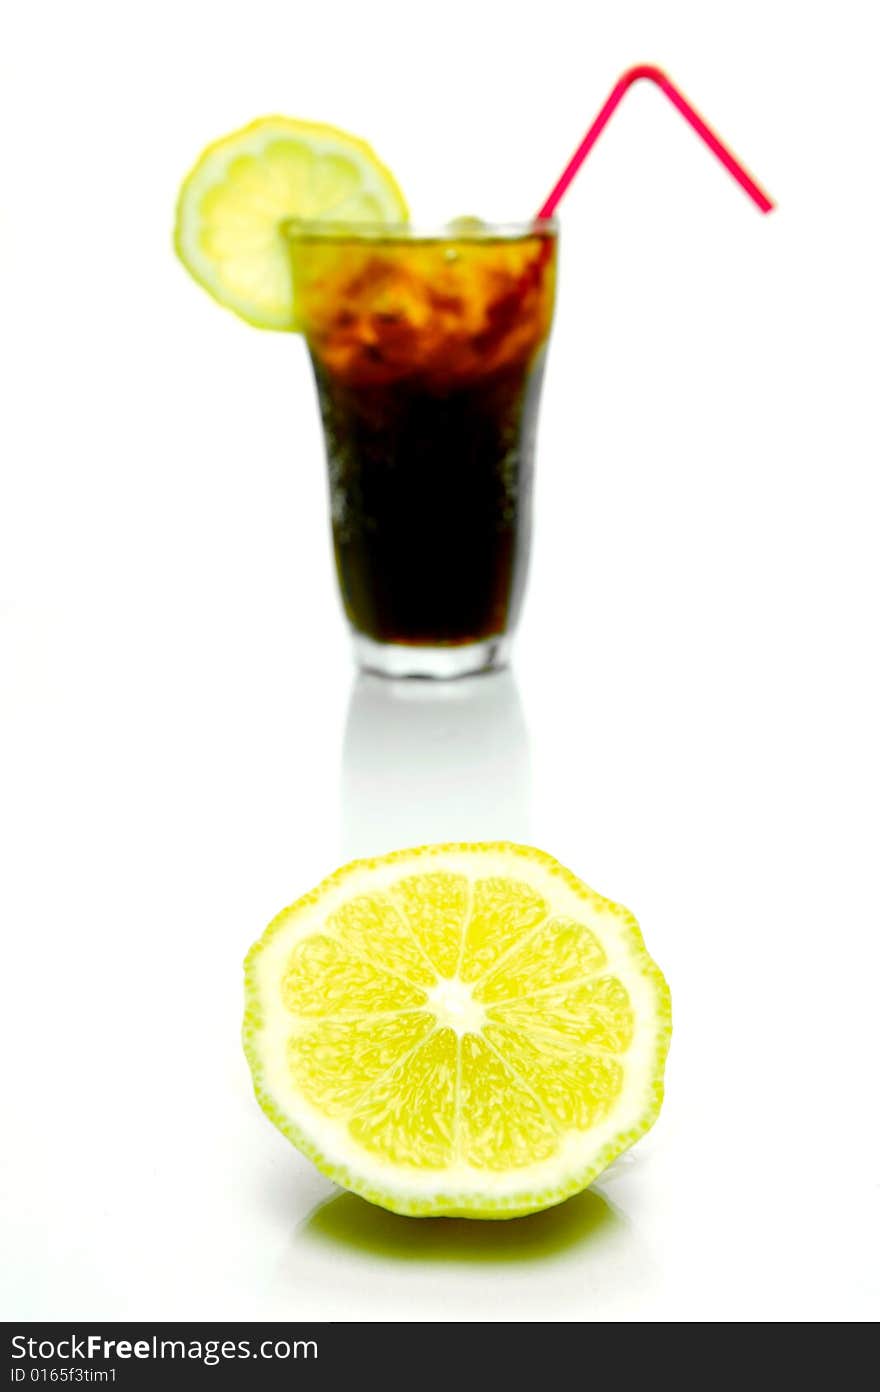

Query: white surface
[[1, 0, 879, 1322]]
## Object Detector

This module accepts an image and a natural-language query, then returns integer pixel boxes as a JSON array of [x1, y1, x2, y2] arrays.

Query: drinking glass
[[285, 220, 558, 678]]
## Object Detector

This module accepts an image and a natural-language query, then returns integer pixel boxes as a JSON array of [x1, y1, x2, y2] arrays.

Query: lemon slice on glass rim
[[174, 116, 408, 330], [243, 842, 671, 1219]]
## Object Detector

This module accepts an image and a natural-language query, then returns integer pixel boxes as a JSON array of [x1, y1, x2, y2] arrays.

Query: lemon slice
[[244, 844, 671, 1218], [174, 117, 408, 330]]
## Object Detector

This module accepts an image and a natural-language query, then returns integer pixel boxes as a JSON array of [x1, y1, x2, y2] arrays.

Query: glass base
[[352, 634, 511, 680]]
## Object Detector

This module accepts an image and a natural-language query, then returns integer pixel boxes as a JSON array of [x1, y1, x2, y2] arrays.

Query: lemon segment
[[350, 1027, 458, 1170], [174, 117, 408, 330], [387, 872, 469, 978], [243, 843, 671, 1218]]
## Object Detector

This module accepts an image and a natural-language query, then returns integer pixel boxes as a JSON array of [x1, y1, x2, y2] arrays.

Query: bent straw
[[538, 64, 774, 218]]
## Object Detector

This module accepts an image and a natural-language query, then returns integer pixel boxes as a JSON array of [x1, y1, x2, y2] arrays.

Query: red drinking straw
[[537, 64, 774, 218]]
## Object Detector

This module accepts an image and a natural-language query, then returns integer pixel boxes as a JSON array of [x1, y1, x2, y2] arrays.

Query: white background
[[2, 0, 878, 1322]]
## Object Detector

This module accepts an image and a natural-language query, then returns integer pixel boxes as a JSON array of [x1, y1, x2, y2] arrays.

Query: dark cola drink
[[287, 222, 557, 677]]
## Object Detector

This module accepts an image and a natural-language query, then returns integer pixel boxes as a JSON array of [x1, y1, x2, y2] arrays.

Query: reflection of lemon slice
[[174, 117, 408, 330], [244, 843, 671, 1218]]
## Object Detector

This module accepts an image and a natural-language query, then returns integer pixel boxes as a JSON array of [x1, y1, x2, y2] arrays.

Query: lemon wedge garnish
[[174, 116, 408, 330]]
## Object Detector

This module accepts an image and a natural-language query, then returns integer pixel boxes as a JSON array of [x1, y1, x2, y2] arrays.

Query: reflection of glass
[[285, 221, 558, 678], [341, 670, 531, 858]]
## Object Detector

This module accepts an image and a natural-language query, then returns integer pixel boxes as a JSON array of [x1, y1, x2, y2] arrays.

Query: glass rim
[[280, 216, 559, 246]]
